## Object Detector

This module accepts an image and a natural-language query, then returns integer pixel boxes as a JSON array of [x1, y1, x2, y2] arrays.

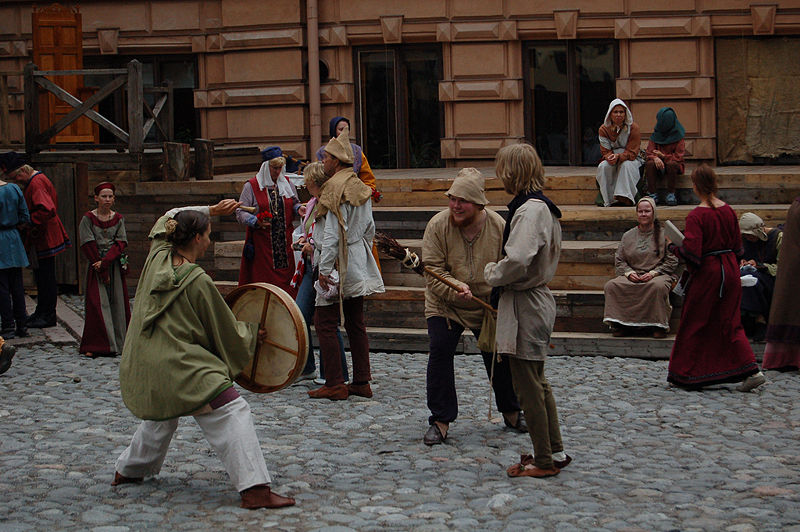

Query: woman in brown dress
[[603, 196, 679, 337]]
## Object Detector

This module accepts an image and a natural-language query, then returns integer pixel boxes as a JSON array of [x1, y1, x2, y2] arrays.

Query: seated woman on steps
[[603, 196, 679, 338], [596, 98, 642, 207]]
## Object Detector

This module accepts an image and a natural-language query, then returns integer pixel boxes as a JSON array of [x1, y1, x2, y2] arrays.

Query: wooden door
[[32, 4, 98, 144]]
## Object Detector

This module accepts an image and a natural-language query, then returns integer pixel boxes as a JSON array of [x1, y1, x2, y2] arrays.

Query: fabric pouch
[[477, 309, 497, 353]]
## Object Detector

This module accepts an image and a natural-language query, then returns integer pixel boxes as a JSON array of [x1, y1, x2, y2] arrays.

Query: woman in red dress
[[667, 165, 765, 391], [235, 155, 300, 297], [78, 182, 131, 357]]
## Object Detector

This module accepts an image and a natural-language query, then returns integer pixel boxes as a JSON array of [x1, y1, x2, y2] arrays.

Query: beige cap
[[739, 212, 768, 241], [324, 125, 354, 165], [445, 167, 488, 206]]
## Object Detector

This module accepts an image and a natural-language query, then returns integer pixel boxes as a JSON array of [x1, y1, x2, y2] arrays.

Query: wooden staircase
[[213, 165, 800, 359]]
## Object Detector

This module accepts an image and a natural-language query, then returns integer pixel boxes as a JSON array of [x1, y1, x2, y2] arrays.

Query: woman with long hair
[[667, 165, 765, 391]]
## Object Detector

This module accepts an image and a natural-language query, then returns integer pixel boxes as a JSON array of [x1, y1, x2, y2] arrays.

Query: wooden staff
[[374, 232, 497, 315]]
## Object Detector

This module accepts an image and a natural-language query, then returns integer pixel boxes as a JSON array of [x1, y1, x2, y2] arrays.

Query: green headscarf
[[650, 107, 685, 145]]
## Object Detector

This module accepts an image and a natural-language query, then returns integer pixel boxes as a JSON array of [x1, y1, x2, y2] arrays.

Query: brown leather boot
[[111, 472, 143, 486], [240, 485, 296, 509], [307, 383, 349, 400]]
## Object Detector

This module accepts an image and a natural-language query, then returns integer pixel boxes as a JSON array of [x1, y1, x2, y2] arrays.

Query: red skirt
[[668, 253, 758, 388]]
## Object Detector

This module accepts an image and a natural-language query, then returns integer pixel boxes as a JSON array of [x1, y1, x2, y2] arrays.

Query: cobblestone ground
[[1, 333, 799, 531]]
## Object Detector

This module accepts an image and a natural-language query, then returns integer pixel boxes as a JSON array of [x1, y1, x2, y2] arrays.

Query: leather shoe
[[240, 485, 295, 509], [307, 384, 349, 400], [111, 471, 143, 486], [503, 411, 528, 433], [27, 316, 56, 329], [423, 423, 446, 446], [15, 327, 28, 338], [520, 453, 572, 470], [507, 463, 560, 477], [0, 343, 15, 375], [1, 328, 15, 339], [347, 383, 373, 398]]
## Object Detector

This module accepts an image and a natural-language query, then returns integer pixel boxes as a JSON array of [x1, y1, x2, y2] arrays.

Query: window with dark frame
[[524, 41, 618, 166], [83, 55, 198, 145], [354, 45, 444, 169]]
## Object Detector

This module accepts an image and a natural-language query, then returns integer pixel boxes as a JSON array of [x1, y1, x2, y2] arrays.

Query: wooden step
[[311, 327, 766, 360], [371, 203, 793, 240], [369, 166, 800, 207], [362, 287, 680, 333]]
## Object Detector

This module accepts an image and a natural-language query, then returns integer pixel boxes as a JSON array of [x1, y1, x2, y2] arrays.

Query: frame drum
[[225, 283, 309, 393]]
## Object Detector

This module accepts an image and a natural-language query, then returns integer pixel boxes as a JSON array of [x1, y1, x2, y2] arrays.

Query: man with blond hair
[[421, 167, 527, 446], [485, 143, 570, 478]]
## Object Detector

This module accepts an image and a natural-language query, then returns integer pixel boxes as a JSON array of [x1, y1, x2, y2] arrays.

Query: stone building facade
[[1, 1, 799, 167]]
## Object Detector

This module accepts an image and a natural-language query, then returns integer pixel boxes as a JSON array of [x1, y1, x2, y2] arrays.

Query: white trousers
[[596, 159, 641, 206], [115, 397, 271, 492]]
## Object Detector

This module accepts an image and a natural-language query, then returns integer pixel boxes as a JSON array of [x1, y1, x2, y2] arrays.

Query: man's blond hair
[[494, 144, 545, 195]]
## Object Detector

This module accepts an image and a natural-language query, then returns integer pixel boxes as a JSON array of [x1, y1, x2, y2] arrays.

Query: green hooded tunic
[[119, 210, 258, 420]]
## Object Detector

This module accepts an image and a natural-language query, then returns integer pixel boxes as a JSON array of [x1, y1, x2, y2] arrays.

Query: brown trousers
[[314, 296, 371, 386], [644, 160, 681, 193], [508, 357, 564, 469]]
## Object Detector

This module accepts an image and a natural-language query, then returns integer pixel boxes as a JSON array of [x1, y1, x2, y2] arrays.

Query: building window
[[355, 45, 443, 169], [524, 41, 618, 165], [84, 55, 198, 145]]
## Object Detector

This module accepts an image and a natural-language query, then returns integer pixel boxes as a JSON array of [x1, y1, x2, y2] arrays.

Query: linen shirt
[[422, 208, 505, 330], [484, 199, 561, 360]]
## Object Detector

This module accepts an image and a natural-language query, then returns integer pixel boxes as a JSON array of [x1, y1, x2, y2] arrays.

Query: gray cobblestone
[[1, 336, 798, 530]]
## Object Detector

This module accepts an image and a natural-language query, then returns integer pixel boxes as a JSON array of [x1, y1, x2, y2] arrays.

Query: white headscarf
[[255, 162, 298, 200], [603, 98, 634, 129]]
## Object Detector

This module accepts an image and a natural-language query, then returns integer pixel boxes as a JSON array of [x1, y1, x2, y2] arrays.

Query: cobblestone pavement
[[1, 332, 799, 531]]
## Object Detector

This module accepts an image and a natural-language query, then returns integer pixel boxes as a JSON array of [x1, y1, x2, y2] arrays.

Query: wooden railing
[[23, 59, 172, 154]]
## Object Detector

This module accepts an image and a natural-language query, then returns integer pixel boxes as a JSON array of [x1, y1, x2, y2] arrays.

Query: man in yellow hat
[[421, 167, 527, 446]]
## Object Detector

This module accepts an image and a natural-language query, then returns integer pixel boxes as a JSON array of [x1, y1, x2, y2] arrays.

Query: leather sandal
[[423, 423, 446, 446]]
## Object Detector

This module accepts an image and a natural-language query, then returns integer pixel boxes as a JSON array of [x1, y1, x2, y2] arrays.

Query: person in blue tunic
[[0, 171, 31, 338]]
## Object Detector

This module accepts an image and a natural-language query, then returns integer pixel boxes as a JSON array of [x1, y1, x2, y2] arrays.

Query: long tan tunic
[[423, 208, 505, 330], [484, 200, 561, 360], [603, 225, 679, 330]]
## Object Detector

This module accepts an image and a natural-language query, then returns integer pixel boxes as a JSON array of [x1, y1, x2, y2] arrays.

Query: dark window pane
[[576, 44, 615, 165], [531, 45, 569, 164], [404, 50, 442, 167], [360, 51, 397, 169]]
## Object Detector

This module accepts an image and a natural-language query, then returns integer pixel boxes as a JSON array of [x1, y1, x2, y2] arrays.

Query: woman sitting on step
[[603, 196, 679, 338]]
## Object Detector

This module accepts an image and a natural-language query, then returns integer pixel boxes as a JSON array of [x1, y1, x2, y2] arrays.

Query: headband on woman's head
[[94, 181, 115, 195]]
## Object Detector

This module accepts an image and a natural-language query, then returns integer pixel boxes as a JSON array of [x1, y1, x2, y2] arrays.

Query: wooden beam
[[34, 68, 126, 76], [142, 92, 168, 140], [24, 63, 39, 154], [127, 61, 143, 154], [34, 75, 129, 144]]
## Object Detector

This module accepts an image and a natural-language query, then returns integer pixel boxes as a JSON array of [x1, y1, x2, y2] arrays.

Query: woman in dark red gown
[[667, 165, 765, 391], [234, 155, 300, 297]]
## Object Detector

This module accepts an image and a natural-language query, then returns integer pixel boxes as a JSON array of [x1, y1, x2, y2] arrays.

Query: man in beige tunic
[[422, 168, 526, 446]]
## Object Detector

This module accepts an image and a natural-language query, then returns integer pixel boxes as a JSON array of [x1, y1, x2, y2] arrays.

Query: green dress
[[119, 211, 257, 420]]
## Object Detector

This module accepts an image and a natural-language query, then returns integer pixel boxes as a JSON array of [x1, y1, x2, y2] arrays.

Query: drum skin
[[225, 283, 309, 393]]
